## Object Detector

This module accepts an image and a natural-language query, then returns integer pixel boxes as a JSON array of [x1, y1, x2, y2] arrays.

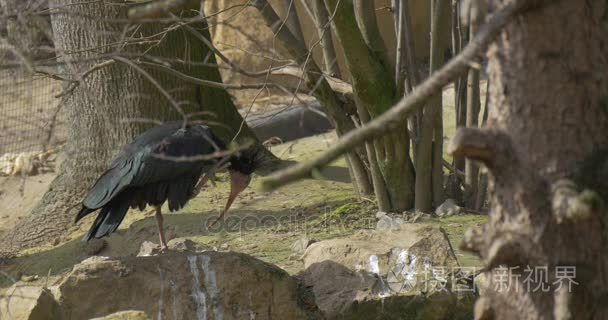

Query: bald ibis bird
[[75, 122, 259, 249]]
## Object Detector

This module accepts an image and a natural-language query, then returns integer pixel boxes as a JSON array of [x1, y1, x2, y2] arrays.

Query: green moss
[[429, 214, 488, 267]]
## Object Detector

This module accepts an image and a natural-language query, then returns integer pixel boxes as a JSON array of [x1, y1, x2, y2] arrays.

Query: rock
[[137, 239, 211, 257], [20, 275, 39, 282], [86, 239, 107, 256], [90, 310, 150, 320], [301, 224, 474, 319], [290, 237, 316, 253], [375, 211, 387, 219], [0, 285, 61, 320], [168, 238, 211, 252], [219, 243, 229, 251], [55, 251, 320, 319], [136, 241, 161, 257], [407, 211, 426, 223], [375, 215, 402, 231], [435, 199, 464, 217]]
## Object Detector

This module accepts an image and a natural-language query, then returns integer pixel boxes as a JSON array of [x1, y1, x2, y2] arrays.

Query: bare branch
[[260, 2, 522, 191]]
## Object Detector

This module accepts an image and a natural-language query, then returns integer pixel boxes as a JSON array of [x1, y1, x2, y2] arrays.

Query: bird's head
[[221, 148, 263, 217]]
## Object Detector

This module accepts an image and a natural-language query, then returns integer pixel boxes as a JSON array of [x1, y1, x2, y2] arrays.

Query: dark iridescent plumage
[[75, 122, 257, 246]]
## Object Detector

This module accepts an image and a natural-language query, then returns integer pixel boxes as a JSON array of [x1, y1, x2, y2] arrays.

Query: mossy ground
[[0, 84, 488, 288]]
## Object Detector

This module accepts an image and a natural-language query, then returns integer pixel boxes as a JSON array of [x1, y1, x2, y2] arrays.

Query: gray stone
[[375, 211, 387, 219], [435, 199, 464, 217], [375, 215, 401, 231], [55, 251, 321, 320], [90, 310, 150, 320], [290, 237, 316, 253], [301, 224, 474, 319], [0, 285, 61, 320]]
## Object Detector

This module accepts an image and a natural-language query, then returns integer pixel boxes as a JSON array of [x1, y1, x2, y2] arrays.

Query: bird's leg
[[154, 206, 168, 251]]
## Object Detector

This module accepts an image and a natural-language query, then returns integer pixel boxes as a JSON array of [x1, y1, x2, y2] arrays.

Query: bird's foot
[[208, 215, 225, 228]]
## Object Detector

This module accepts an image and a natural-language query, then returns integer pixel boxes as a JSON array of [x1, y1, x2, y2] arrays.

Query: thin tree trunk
[[328, 0, 415, 211], [311, 0, 340, 77], [415, 0, 448, 211], [451, 1, 608, 318], [474, 80, 490, 210], [309, 0, 371, 196], [453, 0, 468, 185], [279, 0, 305, 45], [464, 22, 480, 208]]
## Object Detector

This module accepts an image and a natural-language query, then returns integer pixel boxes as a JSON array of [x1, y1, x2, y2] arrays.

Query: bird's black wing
[[129, 124, 225, 186], [79, 124, 224, 213]]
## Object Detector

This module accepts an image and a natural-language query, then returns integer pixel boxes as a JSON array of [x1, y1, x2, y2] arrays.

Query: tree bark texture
[[450, 1, 608, 318]]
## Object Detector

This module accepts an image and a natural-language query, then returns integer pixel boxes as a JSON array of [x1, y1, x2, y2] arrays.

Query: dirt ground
[[0, 173, 55, 235], [0, 132, 486, 291], [0, 83, 488, 289]]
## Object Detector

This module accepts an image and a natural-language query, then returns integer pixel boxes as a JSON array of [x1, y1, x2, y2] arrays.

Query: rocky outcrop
[[0, 225, 477, 319], [0, 285, 60, 320], [53, 251, 320, 320], [300, 225, 475, 319]]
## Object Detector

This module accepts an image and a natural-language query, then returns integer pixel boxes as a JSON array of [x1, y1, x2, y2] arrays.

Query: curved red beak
[[224, 170, 251, 213], [210, 170, 251, 226]]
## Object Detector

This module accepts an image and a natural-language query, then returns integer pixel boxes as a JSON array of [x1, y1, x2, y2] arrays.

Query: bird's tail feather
[[82, 195, 130, 241], [75, 206, 95, 223]]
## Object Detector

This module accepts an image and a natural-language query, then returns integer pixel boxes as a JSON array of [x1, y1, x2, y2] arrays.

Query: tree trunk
[[464, 22, 481, 209], [0, 0, 256, 256], [327, 0, 415, 211], [451, 1, 608, 318], [415, 0, 449, 211]]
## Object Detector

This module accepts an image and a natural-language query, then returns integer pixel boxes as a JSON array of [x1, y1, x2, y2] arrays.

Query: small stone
[[86, 238, 107, 256], [375, 215, 400, 231], [290, 238, 316, 253], [375, 211, 387, 219], [243, 244, 258, 250], [435, 198, 463, 217], [21, 275, 39, 282], [90, 310, 151, 320], [137, 241, 163, 257], [220, 243, 229, 250], [409, 211, 424, 223], [167, 238, 195, 252]]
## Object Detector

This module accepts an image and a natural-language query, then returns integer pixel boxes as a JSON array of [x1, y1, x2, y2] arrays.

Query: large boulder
[[301, 225, 474, 319], [0, 285, 61, 320], [54, 252, 320, 320]]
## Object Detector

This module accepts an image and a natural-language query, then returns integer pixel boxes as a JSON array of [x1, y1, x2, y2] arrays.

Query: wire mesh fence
[[0, 66, 64, 157]]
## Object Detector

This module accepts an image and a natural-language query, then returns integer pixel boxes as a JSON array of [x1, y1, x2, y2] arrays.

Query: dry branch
[[260, 2, 522, 191]]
